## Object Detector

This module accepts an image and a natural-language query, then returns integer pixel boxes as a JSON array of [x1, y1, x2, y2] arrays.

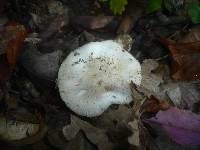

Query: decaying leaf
[[96, 105, 133, 129], [39, 15, 67, 40], [47, 0, 67, 15], [168, 42, 200, 80], [72, 16, 114, 30], [0, 116, 40, 141], [63, 115, 113, 150], [160, 26, 200, 80], [93, 105, 135, 148], [117, 16, 134, 34], [20, 44, 63, 82], [141, 96, 171, 113], [138, 59, 164, 97], [0, 22, 27, 70], [127, 120, 140, 146], [128, 83, 146, 147], [30, 0, 68, 31], [145, 107, 200, 145], [161, 81, 200, 111], [0, 112, 47, 145]]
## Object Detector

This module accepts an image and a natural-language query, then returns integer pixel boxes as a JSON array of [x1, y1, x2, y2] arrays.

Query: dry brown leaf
[[160, 26, 200, 81], [128, 120, 140, 146], [138, 59, 164, 97], [128, 82, 146, 147], [168, 42, 200, 80]]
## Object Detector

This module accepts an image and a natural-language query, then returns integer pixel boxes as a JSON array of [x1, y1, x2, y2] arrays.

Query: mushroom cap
[[58, 40, 141, 117]]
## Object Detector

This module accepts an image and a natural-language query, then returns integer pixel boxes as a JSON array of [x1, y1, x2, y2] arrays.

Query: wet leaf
[[73, 16, 114, 30], [161, 81, 200, 111], [2, 23, 27, 70], [141, 96, 171, 113], [96, 105, 133, 129], [145, 107, 200, 145], [20, 45, 63, 82], [167, 42, 200, 80], [160, 26, 200, 80], [39, 15, 67, 40]]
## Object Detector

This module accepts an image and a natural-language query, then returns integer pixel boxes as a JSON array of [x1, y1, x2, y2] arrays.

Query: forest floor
[[0, 0, 199, 150]]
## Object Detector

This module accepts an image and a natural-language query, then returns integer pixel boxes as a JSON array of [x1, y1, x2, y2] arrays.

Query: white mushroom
[[58, 38, 141, 117]]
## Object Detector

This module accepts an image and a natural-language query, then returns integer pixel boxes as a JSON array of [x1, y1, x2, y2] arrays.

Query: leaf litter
[[0, 0, 200, 149]]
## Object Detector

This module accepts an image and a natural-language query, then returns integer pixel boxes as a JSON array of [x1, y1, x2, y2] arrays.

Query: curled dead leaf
[[160, 26, 200, 81], [168, 42, 200, 80], [0, 22, 27, 71], [138, 59, 164, 97], [127, 120, 140, 146]]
